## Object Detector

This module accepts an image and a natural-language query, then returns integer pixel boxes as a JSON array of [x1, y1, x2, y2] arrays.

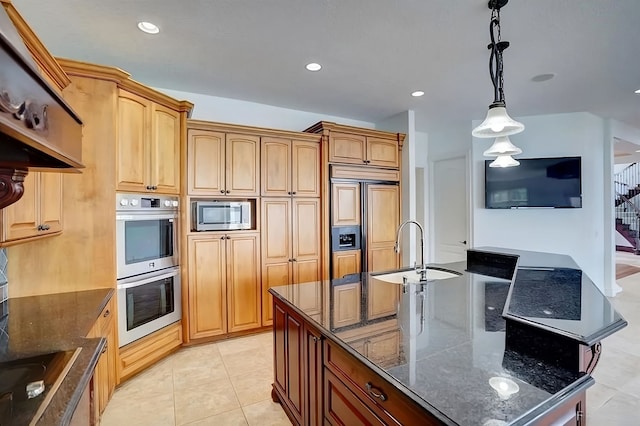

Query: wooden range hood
[[0, 1, 83, 209]]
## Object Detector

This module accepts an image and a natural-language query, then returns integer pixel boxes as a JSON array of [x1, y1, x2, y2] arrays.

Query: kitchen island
[[268, 248, 626, 425]]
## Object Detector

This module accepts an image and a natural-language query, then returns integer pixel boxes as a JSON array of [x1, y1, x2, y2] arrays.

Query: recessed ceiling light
[[305, 63, 322, 72], [137, 21, 160, 34], [411, 91, 425, 97], [635, 89, 640, 94], [531, 73, 555, 82]]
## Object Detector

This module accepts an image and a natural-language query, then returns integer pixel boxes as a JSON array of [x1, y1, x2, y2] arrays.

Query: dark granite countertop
[[0, 288, 113, 425], [269, 248, 625, 425]]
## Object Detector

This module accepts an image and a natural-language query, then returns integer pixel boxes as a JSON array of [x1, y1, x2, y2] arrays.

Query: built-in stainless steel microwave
[[192, 201, 252, 231]]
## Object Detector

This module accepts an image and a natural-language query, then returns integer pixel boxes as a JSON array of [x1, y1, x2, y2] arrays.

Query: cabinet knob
[[43, 224, 50, 231], [226, 190, 230, 194], [312, 336, 320, 342], [365, 382, 387, 401], [287, 191, 291, 195], [221, 236, 225, 240], [103, 309, 110, 318], [146, 185, 152, 190], [292, 258, 297, 262], [291, 192, 296, 195], [37, 225, 43, 231], [220, 190, 225, 194]]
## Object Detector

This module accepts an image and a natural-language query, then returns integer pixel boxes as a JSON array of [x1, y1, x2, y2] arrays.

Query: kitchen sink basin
[[371, 268, 461, 284]]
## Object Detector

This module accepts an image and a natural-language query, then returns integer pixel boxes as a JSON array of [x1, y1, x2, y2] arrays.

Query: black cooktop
[[0, 348, 81, 426]]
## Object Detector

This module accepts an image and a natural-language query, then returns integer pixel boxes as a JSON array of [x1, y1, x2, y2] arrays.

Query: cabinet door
[[262, 262, 291, 326], [227, 233, 261, 332], [286, 312, 304, 423], [261, 198, 291, 325], [332, 182, 360, 226], [366, 137, 399, 168], [188, 235, 227, 338], [261, 137, 291, 196], [187, 130, 225, 195], [292, 140, 320, 197], [39, 172, 63, 235], [292, 199, 320, 264], [366, 184, 399, 271], [2, 172, 38, 241], [332, 250, 361, 279], [117, 90, 150, 192], [329, 132, 366, 165], [226, 133, 260, 196], [304, 326, 323, 426], [151, 104, 181, 194]]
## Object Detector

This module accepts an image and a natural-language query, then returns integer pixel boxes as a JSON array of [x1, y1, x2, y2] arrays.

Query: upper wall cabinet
[[117, 90, 181, 194], [187, 129, 260, 197], [329, 132, 399, 168], [1, 171, 63, 245], [261, 137, 320, 197], [304, 122, 404, 170]]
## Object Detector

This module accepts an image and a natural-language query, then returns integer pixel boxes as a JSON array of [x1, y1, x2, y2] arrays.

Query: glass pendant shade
[[472, 105, 525, 138], [489, 154, 520, 168], [483, 136, 522, 157]]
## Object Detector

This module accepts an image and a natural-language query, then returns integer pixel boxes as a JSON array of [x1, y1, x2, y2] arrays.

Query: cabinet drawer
[[324, 369, 388, 426], [324, 339, 443, 426], [95, 297, 115, 335]]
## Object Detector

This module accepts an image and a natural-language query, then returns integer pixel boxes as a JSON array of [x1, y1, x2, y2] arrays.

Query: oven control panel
[[116, 193, 179, 211]]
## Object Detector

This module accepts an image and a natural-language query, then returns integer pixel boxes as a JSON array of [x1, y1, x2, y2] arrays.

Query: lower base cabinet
[[119, 322, 182, 382]]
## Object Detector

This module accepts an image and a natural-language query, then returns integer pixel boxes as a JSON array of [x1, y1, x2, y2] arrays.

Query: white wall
[[472, 112, 608, 291], [155, 87, 375, 131]]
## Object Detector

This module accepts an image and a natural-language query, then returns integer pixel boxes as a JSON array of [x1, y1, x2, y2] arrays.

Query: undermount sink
[[371, 268, 461, 284]]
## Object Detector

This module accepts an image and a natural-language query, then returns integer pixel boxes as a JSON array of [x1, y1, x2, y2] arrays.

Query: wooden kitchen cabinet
[[366, 184, 399, 273], [187, 232, 261, 339], [87, 296, 117, 419], [1, 171, 62, 244], [261, 198, 321, 326], [331, 182, 361, 226], [117, 89, 181, 194], [186, 127, 260, 196], [273, 301, 324, 426], [327, 132, 399, 168], [261, 137, 320, 197]]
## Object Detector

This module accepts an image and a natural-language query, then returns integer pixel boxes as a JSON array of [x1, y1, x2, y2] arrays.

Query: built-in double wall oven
[[116, 193, 181, 347]]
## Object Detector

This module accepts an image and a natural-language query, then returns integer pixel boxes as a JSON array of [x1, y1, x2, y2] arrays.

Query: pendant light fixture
[[473, 0, 524, 166]]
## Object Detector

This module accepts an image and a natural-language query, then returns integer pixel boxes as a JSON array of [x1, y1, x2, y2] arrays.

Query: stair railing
[[615, 162, 640, 199], [615, 190, 640, 252]]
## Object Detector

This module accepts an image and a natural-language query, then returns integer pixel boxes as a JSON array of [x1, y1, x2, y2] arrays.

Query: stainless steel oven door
[[116, 211, 178, 279], [117, 267, 181, 347]]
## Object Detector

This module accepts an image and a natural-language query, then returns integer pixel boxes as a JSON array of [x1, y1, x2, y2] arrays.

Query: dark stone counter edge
[[504, 311, 629, 347], [511, 376, 594, 426], [269, 289, 595, 426], [38, 337, 106, 425]]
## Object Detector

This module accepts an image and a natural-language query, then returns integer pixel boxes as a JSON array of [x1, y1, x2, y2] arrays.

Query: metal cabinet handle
[[43, 224, 50, 231], [103, 309, 110, 318], [365, 382, 387, 401], [146, 185, 153, 190]]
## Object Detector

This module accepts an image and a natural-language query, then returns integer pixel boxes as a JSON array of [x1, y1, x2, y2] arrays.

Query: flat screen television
[[485, 156, 582, 209]]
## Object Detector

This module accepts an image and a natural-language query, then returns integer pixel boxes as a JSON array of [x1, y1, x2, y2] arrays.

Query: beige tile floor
[[101, 331, 291, 426], [102, 254, 639, 425]]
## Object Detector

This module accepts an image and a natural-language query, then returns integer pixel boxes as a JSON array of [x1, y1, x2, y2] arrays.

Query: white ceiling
[[12, 0, 640, 133]]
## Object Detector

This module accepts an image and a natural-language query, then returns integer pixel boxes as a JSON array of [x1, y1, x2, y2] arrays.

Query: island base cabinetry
[[271, 296, 443, 426]]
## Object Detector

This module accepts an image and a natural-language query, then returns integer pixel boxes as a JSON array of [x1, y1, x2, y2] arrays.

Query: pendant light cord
[[488, 6, 507, 105]]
